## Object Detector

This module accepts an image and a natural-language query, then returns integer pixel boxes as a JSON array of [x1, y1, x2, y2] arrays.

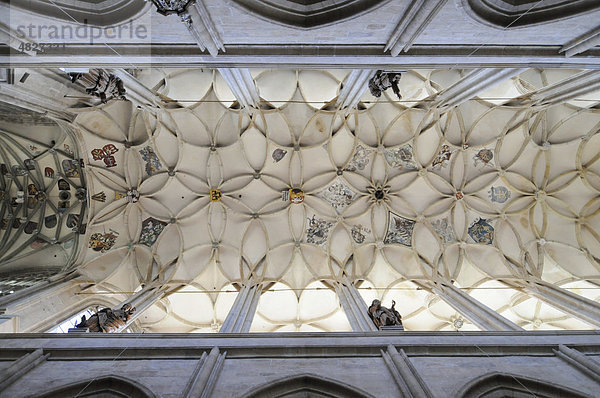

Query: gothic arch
[[32, 374, 157, 398], [459, 0, 600, 28], [458, 372, 592, 398], [242, 373, 374, 398], [230, 0, 391, 29], [2, 0, 149, 26]]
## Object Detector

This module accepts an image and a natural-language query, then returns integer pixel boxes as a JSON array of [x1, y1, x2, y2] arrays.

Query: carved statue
[[68, 70, 126, 103], [368, 70, 402, 100], [75, 304, 136, 333], [368, 299, 403, 329]]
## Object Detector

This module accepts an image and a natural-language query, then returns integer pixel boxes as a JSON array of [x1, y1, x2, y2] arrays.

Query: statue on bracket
[[368, 299, 403, 330], [75, 304, 136, 333], [368, 70, 402, 100]]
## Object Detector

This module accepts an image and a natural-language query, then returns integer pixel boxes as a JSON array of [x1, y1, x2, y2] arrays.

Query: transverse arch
[[242, 373, 374, 398], [458, 372, 592, 398]]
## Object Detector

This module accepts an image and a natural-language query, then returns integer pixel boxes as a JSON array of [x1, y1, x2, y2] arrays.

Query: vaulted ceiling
[[56, 68, 600, 332]]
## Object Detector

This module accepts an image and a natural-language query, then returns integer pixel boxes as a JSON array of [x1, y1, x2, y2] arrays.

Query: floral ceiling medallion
[[367, 182, 390, 205]]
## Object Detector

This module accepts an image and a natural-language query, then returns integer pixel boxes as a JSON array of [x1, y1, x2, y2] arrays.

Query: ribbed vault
[[66, 68, 600, 332]]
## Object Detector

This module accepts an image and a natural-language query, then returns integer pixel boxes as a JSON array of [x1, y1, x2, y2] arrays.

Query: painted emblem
[[66, 214, 80, 229], [92, 192, 107, 202], [58, 179, 70, 191], [344, 145, 372, 172], [210, 189, 222, 202], [384, 144, 417, 170], [351, 224, 371, 244], [11, 165, 27, 176], [91, 144, 118, 168], [58, 201, 70, 212], [306, 215, 334, 248], [455, 191, 464, 200], [24, 159, 35, 171], [44, 214, 57, 228], [62, 159, 80, 178], [126, 189, 140, 203], [431, 144, 453, 170], [63, 144, 74, 157], [282, 188, 304, 204], [44, 167, 54, 178], [473, 148, 494, 168], [384, 212, 415, 246], [317, 180, 357, 214], [24, 221, 38, 234], [272, 148, 287, 163], [30, 238, 45, 249], [28, 145, 38, 153], [115, 192, 126, 200], [431, 217, 456, 244], [139, 217, 168, 247], [140, 146, 162, 176], [489, 186, 511, 203], [468, 218, 494, 245], [89, 231, 118, 252]]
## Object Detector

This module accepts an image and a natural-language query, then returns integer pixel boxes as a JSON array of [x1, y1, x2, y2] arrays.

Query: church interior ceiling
[[0, 116, 87, 294], [4, 67, 600, 333]]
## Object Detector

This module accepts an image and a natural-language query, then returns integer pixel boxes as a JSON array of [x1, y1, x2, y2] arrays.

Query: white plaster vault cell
[[70, 68, 600, 332]]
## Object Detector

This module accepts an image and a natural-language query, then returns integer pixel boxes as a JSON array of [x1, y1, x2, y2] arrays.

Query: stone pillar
[[0, 272, 85, 333], [553, 344, 600, 383], [334, 280, 378, 332], [426, 68, 526, 109], [382, 345, 433, 398], [219, 283, 262, 333], [419, 280, 523, 331], [561, 25, 600, 57], [182, 346, 226, 398], [336, 69, 376, 110], [505, 278, 600, 328], [0, 349, 49, 392], [518, 70, 600, 106], [0, 81, 75, 122], [217, 68, 260, 110], [386, 0, 448, 56]]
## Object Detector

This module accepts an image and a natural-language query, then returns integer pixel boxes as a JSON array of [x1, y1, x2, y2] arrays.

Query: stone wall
[[0, 332, 598, 397]]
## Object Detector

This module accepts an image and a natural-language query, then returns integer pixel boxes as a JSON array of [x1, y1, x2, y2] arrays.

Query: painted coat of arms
[[306, 215, 333, 248], [318, 181, 357, 213], [62, 159, 80, 178], [384, 212, 415, 246], [91, 144, 118, 168], [139, 217, 168, 247], [351, 224, 371, 244], [89, 231, 118, 253], [473, 148, 494, 168], [431, 144, 454, 170], [431, 217, 456, 244], [489, 186, 511, 203], [468, 218, 494, 245], [384, 144, 417, 170], [344, 145, 372, 172], [139, 146, 162, 176]]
